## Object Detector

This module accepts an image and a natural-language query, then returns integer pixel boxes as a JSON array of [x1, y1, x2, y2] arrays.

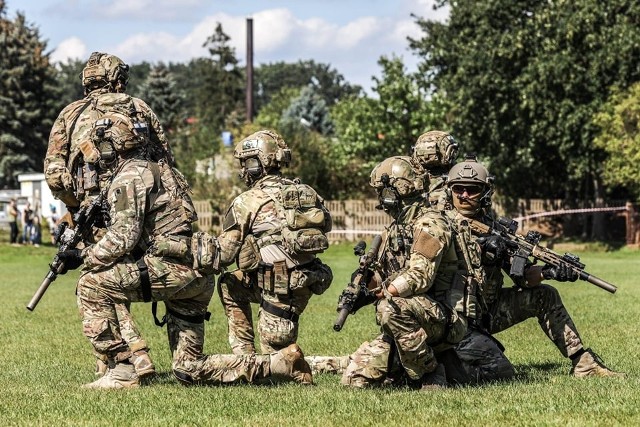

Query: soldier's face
[[451, 184, 483, 214]]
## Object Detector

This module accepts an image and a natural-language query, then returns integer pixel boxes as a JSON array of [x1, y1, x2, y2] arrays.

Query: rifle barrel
[[333, 308, 350, 332], [26, 269, 58, 311], [579, 271, 617, 294]]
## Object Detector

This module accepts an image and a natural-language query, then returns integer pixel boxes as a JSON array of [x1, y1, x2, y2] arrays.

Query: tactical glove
[[58, 249, 84, 274], [476, 235, 508, 266], [542, 263, 578, 282], [351, 287, 378, 313]]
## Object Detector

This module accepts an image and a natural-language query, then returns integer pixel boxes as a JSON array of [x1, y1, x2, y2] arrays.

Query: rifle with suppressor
[[333, 234, 383, 331], [468, 217, 617, 294], [26, 191, 107, 311]]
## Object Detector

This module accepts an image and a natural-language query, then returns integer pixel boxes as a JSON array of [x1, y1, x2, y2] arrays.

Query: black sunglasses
[[451, 184, 483, 195]]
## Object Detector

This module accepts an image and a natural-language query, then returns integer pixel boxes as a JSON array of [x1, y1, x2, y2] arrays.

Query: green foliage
[[254, 60, 362, 113], [330, 56, 447, 197], [53, 58, 84, 105], [0, 4, 59, 188], [281, 86, 334, 136], [137, 63, 185, 133], [410, 0, 640, 201], [593, 82, 640, 199], [1, 242, 640, 425], [254, 86, 301, 129]]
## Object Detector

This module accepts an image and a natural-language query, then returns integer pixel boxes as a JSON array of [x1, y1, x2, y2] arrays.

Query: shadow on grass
[[512, 361, 566, 382]]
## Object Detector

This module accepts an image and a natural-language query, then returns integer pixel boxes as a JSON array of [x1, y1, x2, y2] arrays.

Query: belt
[[260, 299, 299, 323]]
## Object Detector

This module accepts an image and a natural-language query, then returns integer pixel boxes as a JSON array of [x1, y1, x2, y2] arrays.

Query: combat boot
[[269, 343, 313, 384], [95, 358, 109, 378], [83, 362, 140, 389], [571, 348, 624, 378], [130, 350, 156, 378], [420, 363, 448, 391]]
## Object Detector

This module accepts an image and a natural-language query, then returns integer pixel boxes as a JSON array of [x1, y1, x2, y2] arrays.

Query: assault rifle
[[333, 234, 383, 331], [26, 191, 106, 311], [468, 217, 617, 294]]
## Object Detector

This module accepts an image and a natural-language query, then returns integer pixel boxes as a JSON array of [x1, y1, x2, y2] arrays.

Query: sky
[[5, 0, 448, 92]]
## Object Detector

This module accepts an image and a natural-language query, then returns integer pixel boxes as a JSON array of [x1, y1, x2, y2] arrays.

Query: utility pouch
[[237, 234, 262, 271], [83, 163, 99, 192], [272, 260, 290, 295], [190, 231, 220, 275], [281, 228, 329, 254], [257, 262, 274, 293]]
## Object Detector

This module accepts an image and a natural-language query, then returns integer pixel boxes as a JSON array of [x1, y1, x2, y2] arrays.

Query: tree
[[281, 86, 334, 136], [0, 3, 60, 188], [254, 60, 362, 113], [54, 58, 84, 106], [137, 63, 185, 133], [330, 56, 447, 198], [409, 0, 640, 209], [593, 82, 640, 200]]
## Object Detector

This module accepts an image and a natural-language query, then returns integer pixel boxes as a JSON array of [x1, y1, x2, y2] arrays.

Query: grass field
[[1, 240, 639, 426]]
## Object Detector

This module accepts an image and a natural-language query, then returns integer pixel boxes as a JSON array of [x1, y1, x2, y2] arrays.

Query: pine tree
[[0, 2, 59, 188], [138, 63, 185, 133]]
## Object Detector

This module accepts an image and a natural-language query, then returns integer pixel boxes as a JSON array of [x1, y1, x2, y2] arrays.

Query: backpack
[[260, 180, 332, 255], [68, 93, 150, 172]]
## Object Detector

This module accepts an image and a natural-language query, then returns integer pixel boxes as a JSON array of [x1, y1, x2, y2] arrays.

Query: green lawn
[[0, 241, 639, 426]]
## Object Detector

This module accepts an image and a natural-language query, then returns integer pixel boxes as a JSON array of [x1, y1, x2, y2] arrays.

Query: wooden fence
[[193, 198, 640, 245]]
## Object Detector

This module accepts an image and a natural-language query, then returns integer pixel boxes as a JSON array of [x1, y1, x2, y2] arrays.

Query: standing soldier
[[43, 52, 169, 379], [444, 156, 623, 378], [56, 115, 312, 389], [340, 156, 480, 389], [217, 130, 334, 354]]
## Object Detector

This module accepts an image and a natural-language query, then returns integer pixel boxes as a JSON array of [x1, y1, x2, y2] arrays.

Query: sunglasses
[[451, 184, 483, 196]]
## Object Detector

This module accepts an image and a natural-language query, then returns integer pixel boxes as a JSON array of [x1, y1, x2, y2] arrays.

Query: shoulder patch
[[222, 208, 237, 232], [112, 186, 128, 212], [411, 228, 442, 260]]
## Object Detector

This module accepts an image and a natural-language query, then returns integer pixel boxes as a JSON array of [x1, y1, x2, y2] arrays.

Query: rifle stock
[[469, 217, 617, 294]]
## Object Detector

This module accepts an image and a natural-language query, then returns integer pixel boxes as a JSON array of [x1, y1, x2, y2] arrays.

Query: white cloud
[[46, 2, 448, 90], [50, 37, 87, 63]]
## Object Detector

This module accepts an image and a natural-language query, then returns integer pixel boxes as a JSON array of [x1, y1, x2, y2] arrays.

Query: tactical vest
[[254, 177, 331, 255], [440, 210, 484, 320]]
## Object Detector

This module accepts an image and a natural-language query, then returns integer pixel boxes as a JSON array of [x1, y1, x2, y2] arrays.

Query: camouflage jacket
[[378, 201, 481, 319], [83, 156, 192, 270], [45, 88, 173, 207]]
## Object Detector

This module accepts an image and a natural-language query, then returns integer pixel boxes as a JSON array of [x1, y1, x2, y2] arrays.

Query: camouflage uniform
[[44, 53, 172, 375], [448, 157, 622, 378], [341, 156, 481, 389], [217, 173, 333, 354], [77, 154, 312, 388]]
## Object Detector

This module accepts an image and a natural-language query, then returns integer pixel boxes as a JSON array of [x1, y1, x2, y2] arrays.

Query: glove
[[351, 287, 378, 313], [542, 263, 578, 282], [351, 268, 374, 286], [476, 235, 508, 266], [57, 249, 84, 274]]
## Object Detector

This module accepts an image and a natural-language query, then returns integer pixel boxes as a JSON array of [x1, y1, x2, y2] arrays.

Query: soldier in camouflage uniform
[[217, 130, 333, 355], [445, 157, 623, 379], [339, 156, 483, 389], [58, 123, 312, 389], [44, 52, 167, 379]]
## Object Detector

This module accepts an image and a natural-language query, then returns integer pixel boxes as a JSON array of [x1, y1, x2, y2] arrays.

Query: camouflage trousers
[[217, 270, 312, 354], [77, 254, 213, 360], [376, 295, 452, 380], [91, 302, 149, 365], [488, 284, 583, 358], [311, 328, 514, 387]]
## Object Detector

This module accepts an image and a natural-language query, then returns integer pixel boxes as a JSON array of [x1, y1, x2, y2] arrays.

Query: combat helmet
[[234, 129, 292, 185], [81, 52, 130, 94], [411, 130, 459, 173], [370, 156, 423, 214], [447, 155, 493, 216]]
